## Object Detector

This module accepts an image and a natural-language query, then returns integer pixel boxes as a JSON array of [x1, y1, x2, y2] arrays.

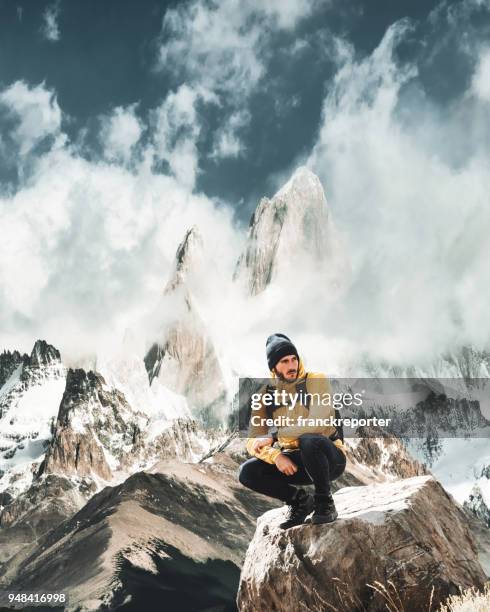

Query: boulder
[[237, 475, 487, 612]]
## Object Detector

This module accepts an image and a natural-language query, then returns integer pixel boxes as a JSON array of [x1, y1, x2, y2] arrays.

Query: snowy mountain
[[234, 166, 349, 296], [42, 367, 211, 483], [0, 340, 66, 501], [0, 336, 219, 569], [465, 472, 490, 528], [0, 435, 429, 609]]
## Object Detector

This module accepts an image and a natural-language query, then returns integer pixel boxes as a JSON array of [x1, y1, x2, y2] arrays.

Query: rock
[[237, 475, 487, 612], [234, 166, 348, 296], [165, 225, 204, 293]]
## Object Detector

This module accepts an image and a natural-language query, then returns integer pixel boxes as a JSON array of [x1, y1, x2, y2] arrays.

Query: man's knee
[[298, 433, 324, 452], [238, 458, 259, 488]]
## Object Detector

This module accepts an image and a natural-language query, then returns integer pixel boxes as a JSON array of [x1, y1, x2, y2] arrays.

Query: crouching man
[[238, 333, 347, 529]]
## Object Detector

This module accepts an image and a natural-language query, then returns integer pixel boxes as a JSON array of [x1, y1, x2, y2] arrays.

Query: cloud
[[306, 15, 490, 363], [258, 0, 322, 29], [211, 110, 251, 159], [100, 104, 143, 164], [150, 84, 217, 189], [0, 81, 63, 156], [41, 1, 61, 42], [154, 0, 319, 169], [472, 48, 490, 100]]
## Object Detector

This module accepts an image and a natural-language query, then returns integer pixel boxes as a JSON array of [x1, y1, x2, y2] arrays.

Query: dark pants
[[238, 434, 347, 503]]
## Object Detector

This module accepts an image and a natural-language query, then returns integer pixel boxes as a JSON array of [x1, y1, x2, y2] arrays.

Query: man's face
[[274, 354, 299, 381]]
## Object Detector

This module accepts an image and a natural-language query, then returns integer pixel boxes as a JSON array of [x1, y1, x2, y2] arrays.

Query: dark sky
[[0, 0, 487, 221]]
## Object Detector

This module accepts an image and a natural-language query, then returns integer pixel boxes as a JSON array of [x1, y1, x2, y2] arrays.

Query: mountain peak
[[234, 166, 335, 295], [175, 226, 203, 274], [29, 340, 61, 367], [273, 166, 322, 200], [165, 226, 204, 294]]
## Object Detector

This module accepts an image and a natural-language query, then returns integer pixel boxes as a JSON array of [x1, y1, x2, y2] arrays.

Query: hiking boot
[[279, 488, 314, 529], [309, 493, 338, 524]]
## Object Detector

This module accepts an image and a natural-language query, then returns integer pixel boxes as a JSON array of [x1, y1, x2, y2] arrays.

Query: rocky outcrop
[[1, 452, 278, 611], [389, 391, 489, 438], [234, 166, 348, 295], [331, 376, 490, 441], [20, 339, 64, 386], [237, 475, 487, 612]]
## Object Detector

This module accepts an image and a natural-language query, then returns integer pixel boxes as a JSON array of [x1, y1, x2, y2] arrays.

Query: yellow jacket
[[246, 358, 347, 464]]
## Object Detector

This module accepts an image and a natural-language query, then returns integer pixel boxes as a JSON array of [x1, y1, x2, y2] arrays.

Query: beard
[[275, 368, 298, 382]]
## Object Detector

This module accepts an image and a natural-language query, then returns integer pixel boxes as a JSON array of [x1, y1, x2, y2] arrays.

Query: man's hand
[[251, 437, 274, 452], [274, 453, 298, 476]]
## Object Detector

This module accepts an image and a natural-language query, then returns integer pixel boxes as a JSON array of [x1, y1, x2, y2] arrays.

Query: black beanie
[[266, 333, 299, 371]]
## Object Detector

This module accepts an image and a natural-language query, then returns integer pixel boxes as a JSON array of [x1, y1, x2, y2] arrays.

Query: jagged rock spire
[[165, 225, 204, 294], [145, 226, 226, 419], [234, 166, 338, 295]]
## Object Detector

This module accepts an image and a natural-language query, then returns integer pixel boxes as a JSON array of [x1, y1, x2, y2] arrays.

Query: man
[[238, 333, 347, 529]]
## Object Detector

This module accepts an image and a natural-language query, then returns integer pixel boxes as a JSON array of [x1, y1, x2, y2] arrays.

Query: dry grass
[[294, 577, 490, 612], [365, 580, 413, 612], [438, 582, 490, 612]]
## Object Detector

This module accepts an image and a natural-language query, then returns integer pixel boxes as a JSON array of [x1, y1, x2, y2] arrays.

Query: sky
[[1, 0, 490, 368]]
